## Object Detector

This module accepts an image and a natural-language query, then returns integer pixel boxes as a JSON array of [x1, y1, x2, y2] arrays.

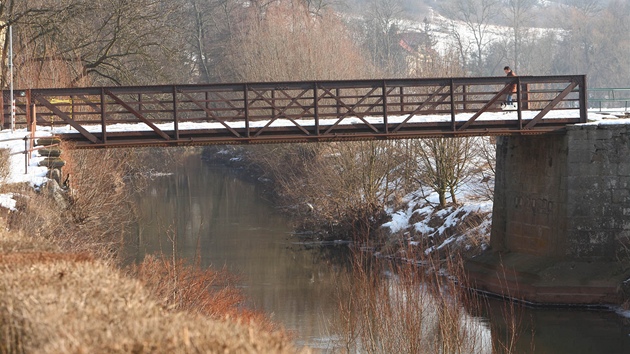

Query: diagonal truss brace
[[178, 90, 242, 138], [392, 85, 449, 133], [34, 96, 102, 144], [319, 86, 382, 135], [457, 82, 516, 131], [247, 88, 312, 137], [104, 89, 171, 141], [524, 80, 579, 130]]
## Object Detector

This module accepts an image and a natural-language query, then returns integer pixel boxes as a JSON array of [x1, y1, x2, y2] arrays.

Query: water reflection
[[125, 155, 347, 350], [483, 297, 630, 354]]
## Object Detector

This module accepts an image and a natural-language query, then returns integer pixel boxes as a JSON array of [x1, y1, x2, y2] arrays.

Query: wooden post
[[0, 91, 4, 129], [26, 90, 33, 132], [29, 104, 36, 158]]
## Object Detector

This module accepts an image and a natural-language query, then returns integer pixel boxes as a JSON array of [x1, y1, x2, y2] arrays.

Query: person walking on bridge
[[503, 66, 517, 107]]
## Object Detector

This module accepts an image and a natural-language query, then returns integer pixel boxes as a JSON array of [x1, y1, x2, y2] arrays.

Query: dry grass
[[0, 149, 10, 184], [4, 146, 134, 261], [6, 183, 68, 239], [0, 228, 307, 353], [0, 225, 60, 254], [4, 145, 194, 260]]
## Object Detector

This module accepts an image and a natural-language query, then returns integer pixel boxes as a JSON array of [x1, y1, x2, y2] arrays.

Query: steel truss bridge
[[1, 75, 587, 149]]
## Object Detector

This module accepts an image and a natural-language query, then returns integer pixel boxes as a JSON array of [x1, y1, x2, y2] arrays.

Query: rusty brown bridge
[[11, 74, 628, 307], [1, 75, 587, 148]]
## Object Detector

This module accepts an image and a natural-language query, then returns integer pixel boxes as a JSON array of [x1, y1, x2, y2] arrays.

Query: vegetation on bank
[[0, 230, 305, 353], [0, 140, 526, 353], [198, 139, 529, 352], [0, 148, 306, 353], [202, 136, 495, 259]]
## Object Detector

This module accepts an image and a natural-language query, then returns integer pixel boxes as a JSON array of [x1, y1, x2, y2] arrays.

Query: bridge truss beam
[[1, 75, 587, 148]]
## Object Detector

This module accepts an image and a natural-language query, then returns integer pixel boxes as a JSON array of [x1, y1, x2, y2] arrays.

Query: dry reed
[[0, 149, 10, 184], [331, 244, 521, 354]]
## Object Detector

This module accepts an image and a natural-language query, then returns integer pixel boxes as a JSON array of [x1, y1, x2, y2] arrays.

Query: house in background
[[398, 30, 438, 76]]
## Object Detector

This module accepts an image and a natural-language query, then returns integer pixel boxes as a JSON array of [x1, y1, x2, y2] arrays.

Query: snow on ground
[[399, 9, 563, 57], [0, 129, 52, 210], [382, 180, 494, 254]]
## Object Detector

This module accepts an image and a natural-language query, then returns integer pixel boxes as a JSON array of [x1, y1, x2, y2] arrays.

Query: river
[[125, 153, 630, 353]]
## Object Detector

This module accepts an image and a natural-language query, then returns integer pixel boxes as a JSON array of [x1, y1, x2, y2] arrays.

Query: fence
[[1, 134, 60, 174], [588, 88, 630, 112]]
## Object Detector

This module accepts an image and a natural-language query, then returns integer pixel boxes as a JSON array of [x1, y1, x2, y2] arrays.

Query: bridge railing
[[587, 88, 630, 112], [0, 75, 587, 148]]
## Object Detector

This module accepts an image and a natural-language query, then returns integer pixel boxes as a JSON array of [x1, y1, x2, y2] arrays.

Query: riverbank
[[120, 152, 630, 354], [0, 131, 309, 353], [4, 134, 630, 353]]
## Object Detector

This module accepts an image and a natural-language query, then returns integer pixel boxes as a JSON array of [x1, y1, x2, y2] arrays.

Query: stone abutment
[[467, 123, 630, 305]]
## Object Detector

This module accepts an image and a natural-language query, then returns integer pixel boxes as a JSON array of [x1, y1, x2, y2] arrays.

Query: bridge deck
[[1, 75, 587, 148]]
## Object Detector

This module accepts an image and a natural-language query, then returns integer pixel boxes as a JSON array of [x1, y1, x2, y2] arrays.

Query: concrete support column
[[491, 134, 568, 257]]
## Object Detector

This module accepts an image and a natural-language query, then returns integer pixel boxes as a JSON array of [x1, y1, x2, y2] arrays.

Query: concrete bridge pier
[[466, 123, 630, 305]]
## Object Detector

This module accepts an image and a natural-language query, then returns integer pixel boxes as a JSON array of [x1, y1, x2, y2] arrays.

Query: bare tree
[[360, 0, 408, 77], [595, 0, 630, 87], [0, 0, 70, 87], [223, 0, 374, 82], [177, 0, 247, 83], [58, 0, 185, 85], [469, 136, 496, 201], [410, 137, 477, 208], [440, 0, 501, 75], [502, 0, 537, 72], [1, 0, 189, 87], [246, 140, 408, 238], [570, 0, 604, 13], [550, 0, 630, 87]]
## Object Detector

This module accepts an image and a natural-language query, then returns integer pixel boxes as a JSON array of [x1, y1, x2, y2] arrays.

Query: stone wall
[[491, 124, 630, 262], [565, 124, 630, 261]]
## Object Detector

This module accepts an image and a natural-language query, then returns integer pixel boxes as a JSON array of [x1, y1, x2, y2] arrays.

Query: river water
[[126, 154, 630, 353]]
